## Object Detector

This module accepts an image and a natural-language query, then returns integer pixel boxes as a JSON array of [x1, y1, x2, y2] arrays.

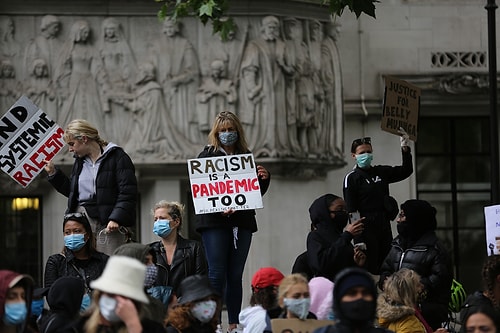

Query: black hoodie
[[306, 194, 356, 281], [38, 276, 85, 333]]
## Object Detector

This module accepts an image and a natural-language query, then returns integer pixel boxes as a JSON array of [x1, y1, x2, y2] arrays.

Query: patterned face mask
[[218, 131, 238, 146], [190, 300, 217, 323]]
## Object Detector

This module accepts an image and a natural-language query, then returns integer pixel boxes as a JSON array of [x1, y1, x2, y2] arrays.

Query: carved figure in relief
[[55, 20, 109, 130], [321, 22, 344, 158], [116, 62, 192, 159], [197, 59, 237, 136], [283, 17, 312, 155], [306, 20, 324, 154], [0, 60, 21, 112], [239, 16, 293, 157], [25, 58, 58, 122], [25, 15, 63, 81], [99, 17, 138, 145], [0, 17, 22, 79], [207, 21, 247, 87], [156, 18, 200, 144]]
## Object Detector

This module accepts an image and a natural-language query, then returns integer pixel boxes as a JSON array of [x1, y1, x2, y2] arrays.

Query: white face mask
[[283, 297, 311, 320], [190, 300, 217, 323], [99, 295, 121, 323]]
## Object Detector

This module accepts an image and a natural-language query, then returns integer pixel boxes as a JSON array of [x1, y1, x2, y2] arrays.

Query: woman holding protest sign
[[195, 111, 271, 333], [44, 119, 137, 256]]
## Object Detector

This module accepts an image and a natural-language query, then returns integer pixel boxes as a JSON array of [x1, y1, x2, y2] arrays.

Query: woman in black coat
[[195, 111, 270, 332], [378, 199, 453, 331], [44, 119, 137, 255]]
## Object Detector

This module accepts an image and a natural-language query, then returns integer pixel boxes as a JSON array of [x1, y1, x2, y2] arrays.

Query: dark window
[[0, 197, 43, 286], [416, 116, 490, 293]]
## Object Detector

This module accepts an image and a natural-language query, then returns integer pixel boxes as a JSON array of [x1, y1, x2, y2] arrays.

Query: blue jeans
[[201, 227, 252, 324]]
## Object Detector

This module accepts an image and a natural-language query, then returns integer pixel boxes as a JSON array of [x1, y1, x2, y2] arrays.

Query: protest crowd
[[1, 110, 499, 333]]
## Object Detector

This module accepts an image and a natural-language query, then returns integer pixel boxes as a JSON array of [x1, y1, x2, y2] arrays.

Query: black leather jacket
[[44, 248, 109, 289], [149, 235, 208, 294]]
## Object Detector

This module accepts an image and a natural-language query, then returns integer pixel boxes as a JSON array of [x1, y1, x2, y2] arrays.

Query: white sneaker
[[215, 324, 223, 333], [227, 327, 242, 333]]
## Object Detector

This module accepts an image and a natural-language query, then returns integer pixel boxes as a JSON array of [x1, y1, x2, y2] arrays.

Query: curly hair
[[482, 255, 500, 309], [250, 286, 278, 309], [165, 297, 221, 331], [382, 268, 422, 307]]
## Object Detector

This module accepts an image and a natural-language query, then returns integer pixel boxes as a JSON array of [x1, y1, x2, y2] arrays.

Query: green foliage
[[155, 0, 378, 39], [326, 0, 379, 18]]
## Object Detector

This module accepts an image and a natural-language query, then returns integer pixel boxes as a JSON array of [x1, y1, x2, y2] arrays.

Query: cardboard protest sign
[[187, 153, 263, 214], [0, 96, 65, 187], [381, 76, 421, 141], [484, 204, 500, 255], [271, 318, 334, 333]]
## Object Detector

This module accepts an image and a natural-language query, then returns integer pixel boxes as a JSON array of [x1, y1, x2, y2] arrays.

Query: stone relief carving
[[321, 22, 343, 159], [115, 62, 194, 160], [25, 15, 63, 82], [197, 59, 237, 136], [0, 14, 345, 168], [0, 60, 21, 113], [25, 58, 58, 122], [154, 18, 201, 145], [240, 16, 294, 158], [55, 20, 109, 131], [99, 17, 138, 145]]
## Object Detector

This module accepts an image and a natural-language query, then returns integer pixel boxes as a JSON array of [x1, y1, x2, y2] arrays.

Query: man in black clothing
[[343, 131, 413, 274]]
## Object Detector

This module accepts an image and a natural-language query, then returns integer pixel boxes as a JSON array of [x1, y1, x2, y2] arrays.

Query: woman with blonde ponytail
[[44, 119, 138, 256]]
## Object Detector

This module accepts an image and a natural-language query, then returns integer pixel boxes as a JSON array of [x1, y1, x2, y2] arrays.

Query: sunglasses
[[64, 212, 85, 220], [352, 137, 371, 146]]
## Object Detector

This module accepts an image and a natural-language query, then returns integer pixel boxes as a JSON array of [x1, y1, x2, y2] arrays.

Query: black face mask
[[397, 222, 411, 238], [332, 211, 349, 232], [339, 299, 375, 323]]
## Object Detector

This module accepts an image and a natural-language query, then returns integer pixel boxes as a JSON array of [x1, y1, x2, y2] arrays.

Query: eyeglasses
[[352, 137, 371, 146], [64, 212, 85, 220]]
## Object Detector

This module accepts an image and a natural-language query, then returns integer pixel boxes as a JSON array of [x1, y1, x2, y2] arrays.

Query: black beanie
[[400, 199, 437, 232], [334, 267, 376, 300]]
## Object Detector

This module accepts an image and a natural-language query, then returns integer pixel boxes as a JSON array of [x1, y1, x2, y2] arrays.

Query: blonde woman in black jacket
[[148, 200, 207, 304]]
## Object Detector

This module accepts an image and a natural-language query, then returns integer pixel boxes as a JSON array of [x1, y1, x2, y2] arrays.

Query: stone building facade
[[0, 0, 496, 300]]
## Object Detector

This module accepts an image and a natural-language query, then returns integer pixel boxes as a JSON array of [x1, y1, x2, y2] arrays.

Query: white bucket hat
[[90, 256, 149, 304]]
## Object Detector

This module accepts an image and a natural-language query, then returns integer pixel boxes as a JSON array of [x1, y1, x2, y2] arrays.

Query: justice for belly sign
[[0, 96, 65, 187], [187, 153, 263, 214]]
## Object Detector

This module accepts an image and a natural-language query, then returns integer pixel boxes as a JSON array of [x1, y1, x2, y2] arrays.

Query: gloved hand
[[398, 127, 410, 147]]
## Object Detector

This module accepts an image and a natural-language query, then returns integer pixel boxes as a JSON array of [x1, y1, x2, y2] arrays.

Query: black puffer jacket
[[48, 145, 137, 227], [149, 235, 208, 294], [379, 232, 452, 329], [194, 146, 270, 233], [43, 248, 108, 289]]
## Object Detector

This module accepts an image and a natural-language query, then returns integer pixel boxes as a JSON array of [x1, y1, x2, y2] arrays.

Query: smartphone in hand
[[349, 211, 361, 223], [354, 242, 367, 251]]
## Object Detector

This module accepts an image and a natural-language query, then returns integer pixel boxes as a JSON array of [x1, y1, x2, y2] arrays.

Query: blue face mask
[[80, 293, 91, 312], [219, 131, 238, 146], [356, 153, 373, 169], [4, 302, 27, 325], [64, 233, 87, 251], [153, 219, 172, 238], [30, 299, 44, 317]]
